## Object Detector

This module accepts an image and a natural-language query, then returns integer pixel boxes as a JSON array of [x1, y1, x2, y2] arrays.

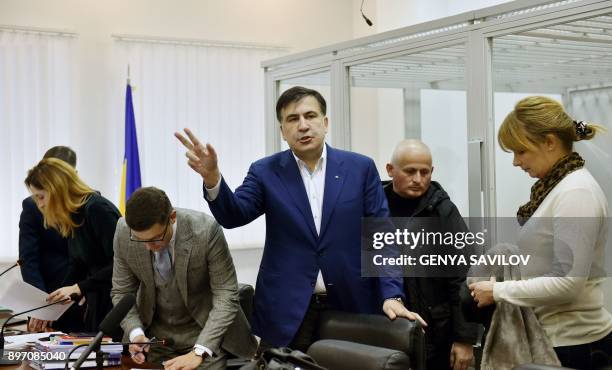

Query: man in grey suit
[[111, 187, 256, 370]]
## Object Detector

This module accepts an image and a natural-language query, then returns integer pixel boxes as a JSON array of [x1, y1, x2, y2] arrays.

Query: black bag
[[239, 347, 327, 370]]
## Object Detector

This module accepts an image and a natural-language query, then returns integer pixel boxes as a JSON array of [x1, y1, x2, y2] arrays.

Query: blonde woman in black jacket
[[25, 158, 120, 331]]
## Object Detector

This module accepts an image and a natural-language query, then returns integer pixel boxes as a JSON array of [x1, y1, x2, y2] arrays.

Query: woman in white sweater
[[470, 96, 611, 369]]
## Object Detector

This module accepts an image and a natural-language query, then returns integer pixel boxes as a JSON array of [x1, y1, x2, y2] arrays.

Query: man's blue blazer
[[206, 145, 404, 345]]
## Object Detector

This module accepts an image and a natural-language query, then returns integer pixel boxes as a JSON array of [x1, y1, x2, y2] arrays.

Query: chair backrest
[[238, 283, 254, 325], [317, 311, 425, 370], [308, 339, 410, 370]]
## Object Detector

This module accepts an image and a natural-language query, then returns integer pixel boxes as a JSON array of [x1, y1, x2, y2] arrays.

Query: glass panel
[[278, 71, 331, 150], [491, 12, 612, 312], [492, 12, 612, 217], [349, 45, 470, 216]]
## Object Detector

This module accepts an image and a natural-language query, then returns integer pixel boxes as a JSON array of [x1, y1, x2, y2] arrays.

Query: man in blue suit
[[176, 87, 426, 351]]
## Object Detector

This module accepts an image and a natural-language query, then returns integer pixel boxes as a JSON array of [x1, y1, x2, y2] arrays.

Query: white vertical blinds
[[0, 32, 285, 262], [110, 39, 285, 249], [0, 30, 78, 260]]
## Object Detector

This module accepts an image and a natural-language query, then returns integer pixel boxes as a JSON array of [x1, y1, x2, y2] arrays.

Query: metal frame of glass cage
[[262, 0, 612, 224]]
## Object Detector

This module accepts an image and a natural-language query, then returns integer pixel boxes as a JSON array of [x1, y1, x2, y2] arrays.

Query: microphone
[[0, 260, 22, 278], [360, 0, 373, 27], [68, 338, 174, 347], [0, 295, 75, 364], [68, 294, 135, 370]]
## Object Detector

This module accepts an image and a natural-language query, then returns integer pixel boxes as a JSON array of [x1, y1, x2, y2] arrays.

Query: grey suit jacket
[[111, 208, 257, 358]]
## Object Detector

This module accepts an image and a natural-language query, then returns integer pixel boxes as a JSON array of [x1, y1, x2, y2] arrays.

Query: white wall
[[0, 0, 355, 207], [0, 0, 357, 285], [375, 0, 513, 32]]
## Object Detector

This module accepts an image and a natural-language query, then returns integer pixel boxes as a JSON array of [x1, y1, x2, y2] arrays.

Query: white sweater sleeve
[[493, 276, 587, 306], [493, 187, 603, 307]]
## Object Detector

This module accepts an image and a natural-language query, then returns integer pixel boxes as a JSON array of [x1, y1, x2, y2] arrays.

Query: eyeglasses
[[130, 219, 170, 243]]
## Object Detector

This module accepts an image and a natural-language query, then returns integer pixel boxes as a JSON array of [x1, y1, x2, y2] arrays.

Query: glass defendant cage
[[261, 0, 612, 226]]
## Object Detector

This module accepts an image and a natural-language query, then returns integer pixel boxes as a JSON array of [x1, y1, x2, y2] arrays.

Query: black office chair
[[307, 311, 425, 370], [238, 283, 254, 325], [234, 286, 426, 370], [227, 284, 257, 369]]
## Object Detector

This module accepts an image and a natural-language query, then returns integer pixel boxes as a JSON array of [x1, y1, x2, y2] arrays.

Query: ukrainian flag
[[119, 82, 142, 215]]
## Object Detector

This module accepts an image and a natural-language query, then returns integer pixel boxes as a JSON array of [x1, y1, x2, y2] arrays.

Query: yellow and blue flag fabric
[[119, 83, 141, 215]]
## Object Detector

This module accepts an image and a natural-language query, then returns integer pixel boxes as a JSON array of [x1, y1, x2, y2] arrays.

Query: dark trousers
[[554, 331, 612, 370], [53, 303, 87, 333], [258, 294, 331, 354], [426, 344, 452, 370]]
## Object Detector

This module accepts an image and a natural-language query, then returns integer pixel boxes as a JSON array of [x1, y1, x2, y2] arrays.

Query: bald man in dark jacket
[[384, 140, 478, 370]]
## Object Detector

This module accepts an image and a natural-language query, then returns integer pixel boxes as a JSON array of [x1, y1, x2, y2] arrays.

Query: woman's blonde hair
[[498, 96, 606, 153], [25, 158, 95, 237]]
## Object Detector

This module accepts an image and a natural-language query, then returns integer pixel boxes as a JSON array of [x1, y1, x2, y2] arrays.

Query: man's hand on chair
[[383, 298, 428, 327]]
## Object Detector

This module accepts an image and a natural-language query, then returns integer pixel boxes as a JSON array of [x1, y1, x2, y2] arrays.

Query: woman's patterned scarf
[[517, 152, 584, 225]]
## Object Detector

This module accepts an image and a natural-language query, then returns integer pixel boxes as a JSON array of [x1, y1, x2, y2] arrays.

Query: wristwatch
[[386, 296, 404, 305], [193, 346, 206, 358]]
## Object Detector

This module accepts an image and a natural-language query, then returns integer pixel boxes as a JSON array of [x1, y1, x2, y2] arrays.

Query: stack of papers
[[30, 335, 123, 370], [36, 335, 123, 354], [30, 357, 122, 370], [4, 332, 124, 369], [3, 332, 64, 350]]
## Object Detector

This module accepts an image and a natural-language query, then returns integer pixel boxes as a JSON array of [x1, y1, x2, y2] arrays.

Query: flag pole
[[119, 63, 141, 215]]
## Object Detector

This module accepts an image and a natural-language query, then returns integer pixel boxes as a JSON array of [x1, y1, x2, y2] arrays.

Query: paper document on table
[[0, 279, 73, 320], [4, 332, 64, 349]]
